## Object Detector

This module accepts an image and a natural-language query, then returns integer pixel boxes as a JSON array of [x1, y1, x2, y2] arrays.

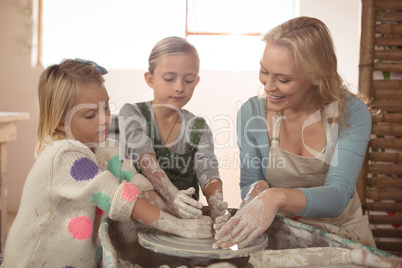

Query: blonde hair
[[148, 36, 200, 74], [37, 59, 105, 148], [262, 16, 353, 132]]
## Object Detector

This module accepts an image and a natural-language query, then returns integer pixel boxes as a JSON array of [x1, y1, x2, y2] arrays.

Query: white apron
[[266, 112, 376, 248]]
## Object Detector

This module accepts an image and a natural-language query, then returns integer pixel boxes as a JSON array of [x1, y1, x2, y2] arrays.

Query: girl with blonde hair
[[2, 59, 212, 267], [119, 36, 230, 226], [214, 17, 375, 249]]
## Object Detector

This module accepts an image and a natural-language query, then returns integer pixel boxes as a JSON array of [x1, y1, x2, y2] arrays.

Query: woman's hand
[[170, 187, 203, 219], [213, 190, 278, 249]]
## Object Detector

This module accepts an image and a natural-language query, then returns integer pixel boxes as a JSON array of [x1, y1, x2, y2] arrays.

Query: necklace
[[154, 111, 180, 145], [163, 113, 180, 145]]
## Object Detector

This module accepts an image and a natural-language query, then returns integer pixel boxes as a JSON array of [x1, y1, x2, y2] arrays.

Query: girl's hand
[[208, 195, 231, 232], [213, 209, 231, 232], [203, 178, 230, 225], [209, 201, 230, 221], [170, 187, 203, 219], [213, 190, 277, 249], [209, 197, 229, 222], [152, 210, 213, 239]]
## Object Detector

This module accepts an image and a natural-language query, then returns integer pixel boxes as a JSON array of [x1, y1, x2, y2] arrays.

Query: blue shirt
[[237, 96, 371, 218]]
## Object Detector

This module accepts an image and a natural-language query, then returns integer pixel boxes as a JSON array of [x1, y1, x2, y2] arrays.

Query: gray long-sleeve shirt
[[118, 101, 220, 190]]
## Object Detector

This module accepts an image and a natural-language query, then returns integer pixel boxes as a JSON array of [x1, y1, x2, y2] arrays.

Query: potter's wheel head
[[138, 226, 268, 259]]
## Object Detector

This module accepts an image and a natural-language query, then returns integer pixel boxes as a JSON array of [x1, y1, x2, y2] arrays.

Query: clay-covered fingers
[[172, 189, 203, 219], [216, 218, 247, 241], [213, 210, 231, 232], [236, 228, 261, 248], [213, 217, 246, 248], [210, 201, 228, 221], [178, 187, 203, 209], [181, 187, 196, 197]]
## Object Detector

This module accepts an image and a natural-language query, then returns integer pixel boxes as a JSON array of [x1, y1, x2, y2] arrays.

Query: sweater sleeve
[[52, 141, 141, 222], [297, 97, 372, 217], [237, 97, 270, 199]]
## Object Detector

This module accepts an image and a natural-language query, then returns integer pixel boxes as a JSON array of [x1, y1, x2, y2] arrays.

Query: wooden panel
[[375, 24, 402, 35], [373, 79, 402, 89], [367, 176, 402, 188], [373, 89, 402, 99], [369, 138, 402, 150], [359, 0, 402, 257], [368, 163, 402, 175], [366, 201, 402, 212], [372, 228, 402, 238], [371, 122, 402, 135], [372, 112, 402, 123], [368, 152, 402, 162], [372, 100, 402, 113], [369, 215, 402, 225], [366, 188, 402, 200], [375, 37, 402, 46], [359, 0, 376, 99], [375, 49, 402, 61], [374, 62, 402, 72], [376, 12, 402, 22], [376, 0, 402, 10], [375, 241, 402, 252]]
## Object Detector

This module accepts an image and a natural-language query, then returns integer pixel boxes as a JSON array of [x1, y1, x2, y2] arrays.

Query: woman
[[213, 16, 376, 249]]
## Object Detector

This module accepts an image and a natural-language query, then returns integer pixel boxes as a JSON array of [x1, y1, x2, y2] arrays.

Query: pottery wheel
[[138, 226, 268, 259]]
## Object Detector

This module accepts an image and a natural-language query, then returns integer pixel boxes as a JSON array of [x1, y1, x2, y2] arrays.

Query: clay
[[351, 248, 402, 268], [138, 226, 268, 259], [249, 247, 352, 268]]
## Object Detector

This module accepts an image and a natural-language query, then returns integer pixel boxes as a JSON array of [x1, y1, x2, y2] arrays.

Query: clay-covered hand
[[213, 210, 231, 232], [170, 187, 203, 219], [152, 210, 213, 239], [208, 196, 231, 232], [213, 191, 277, 249], [208, 195, 229, 222]]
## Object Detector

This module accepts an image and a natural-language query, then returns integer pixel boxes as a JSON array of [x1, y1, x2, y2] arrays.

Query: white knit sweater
[[2, 139, 150, 268]]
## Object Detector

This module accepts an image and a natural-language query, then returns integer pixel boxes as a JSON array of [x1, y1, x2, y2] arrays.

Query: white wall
[[300, 0, 361, 93], [0, 0, 361, 213], [105, 0, 362, 207]]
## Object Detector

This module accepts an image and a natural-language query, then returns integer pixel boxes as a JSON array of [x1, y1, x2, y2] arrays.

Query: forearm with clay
[[214, 188, 306, 249], [131, 198, 213, 239], [139, 153, 203, 218], [203, 179, 231, 231]]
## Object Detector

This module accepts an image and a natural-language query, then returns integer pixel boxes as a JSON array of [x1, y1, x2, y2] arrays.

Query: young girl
[[119, 37, 230, 225], [1, 59, 212, 268]]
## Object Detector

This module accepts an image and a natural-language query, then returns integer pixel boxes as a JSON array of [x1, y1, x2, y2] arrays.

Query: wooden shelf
[[0, 112, 29, 251]]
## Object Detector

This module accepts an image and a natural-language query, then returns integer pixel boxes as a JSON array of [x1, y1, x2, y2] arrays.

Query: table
[[0, 112, 29, 251]]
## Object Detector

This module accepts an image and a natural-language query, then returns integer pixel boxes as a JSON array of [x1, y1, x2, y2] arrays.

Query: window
[[37, 0, 298, 71]]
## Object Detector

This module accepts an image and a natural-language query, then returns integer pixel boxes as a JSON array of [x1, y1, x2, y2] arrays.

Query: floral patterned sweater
[[2, 139, 151, 268]]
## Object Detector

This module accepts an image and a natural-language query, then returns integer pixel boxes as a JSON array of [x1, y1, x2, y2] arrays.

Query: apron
[[136, 102, 205, 200], [266, 111, 376, 248]]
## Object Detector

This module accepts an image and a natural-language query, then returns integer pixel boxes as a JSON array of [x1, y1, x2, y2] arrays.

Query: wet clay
[[249, 247, 352, 268], [138, 226, 268, 259]]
